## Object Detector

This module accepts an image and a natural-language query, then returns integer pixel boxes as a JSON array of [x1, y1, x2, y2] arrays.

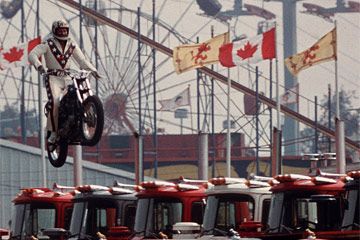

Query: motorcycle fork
[[73, 78, 84, 104]]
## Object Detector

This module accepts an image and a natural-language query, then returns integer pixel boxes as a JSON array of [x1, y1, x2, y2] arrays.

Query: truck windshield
[[10, 203, 56, 240], [134, 198, 182, 238], [69, 202, 87, 237], [70, 199, 135, 238], [10, 204, 28, 239], [202, 194, 255, 236], [342, 189, 360, 230], [268, 192, 342, 233]]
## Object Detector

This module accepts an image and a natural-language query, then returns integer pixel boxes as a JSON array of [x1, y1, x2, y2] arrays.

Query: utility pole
[[20, 0, 26, 144], [267, 0, 301, 156], [137, 7, 144, 183], [37, 0, 46, 187], [152, 0, 158, 178], [74, 0, 84, 186]]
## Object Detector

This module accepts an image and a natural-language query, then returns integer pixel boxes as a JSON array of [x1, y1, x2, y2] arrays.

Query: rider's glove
[[91, 71, 101, 79], [37, 65, 46, 75]]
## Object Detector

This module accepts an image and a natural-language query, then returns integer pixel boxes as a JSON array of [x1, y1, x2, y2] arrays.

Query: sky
[[0, 0, 358, 148]]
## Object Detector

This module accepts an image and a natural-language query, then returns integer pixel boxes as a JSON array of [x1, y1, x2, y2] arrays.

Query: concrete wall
[[0, 138, 143, 228]]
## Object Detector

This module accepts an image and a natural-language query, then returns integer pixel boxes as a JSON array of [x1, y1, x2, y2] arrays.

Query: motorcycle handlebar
[[43, 69, 93, 78]]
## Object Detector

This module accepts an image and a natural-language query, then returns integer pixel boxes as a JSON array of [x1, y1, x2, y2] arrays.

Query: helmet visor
[[54, 27, 69, 38]]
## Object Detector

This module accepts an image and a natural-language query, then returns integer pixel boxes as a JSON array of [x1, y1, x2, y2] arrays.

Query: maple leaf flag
[[0, 36, 41, 70], [219, 27, 276, 67], [173, 32, 229, 74], [159, 87, 191, 111], [285, 28, 336, 76]]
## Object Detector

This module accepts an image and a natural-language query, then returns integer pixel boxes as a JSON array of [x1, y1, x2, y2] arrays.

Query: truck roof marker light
[[53, 183, 75, 192], [21, 188, 46, 195], [76, 185, 110, 192], [245, 180, 270, 188], [203, 182, 213, 189], [109, 187, 134, 195], [312, 176, 337, 184], [53, 192, 67, 197], [113, 180, 140, 189], [176, 183, 200, 191], [275, 174, 311, 183], [134, 185, 144, 192], [209, 177, 246, 185], [179, 176, 208, 184], [141, 180, 176, 189], [249, 174, 274, 182], [347, 170, 360, 179], [268, 179, 280, 186], [316, 169, 347, 178], [70, 190, 80, 196]]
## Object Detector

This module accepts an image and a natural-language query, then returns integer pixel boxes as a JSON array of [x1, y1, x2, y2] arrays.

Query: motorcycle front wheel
[[81, 95, 104, 146], [47, 138, 68, 168]]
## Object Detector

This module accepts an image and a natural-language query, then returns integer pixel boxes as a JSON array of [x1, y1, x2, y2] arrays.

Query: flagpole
[[333, 21, 345, 174], [334, 22, 339, 120], [196, 36, 200, 133], [275, 23, 282, 175], [269, 59, 273, 176], [255, 66, 260, 176], [190, 87, 194, 133], [152, 0, 158, 179], [37, 0, 46, 187], [226, 23, 231, 178], [137, 7, 144, 182], [20, 0, 26, 144]]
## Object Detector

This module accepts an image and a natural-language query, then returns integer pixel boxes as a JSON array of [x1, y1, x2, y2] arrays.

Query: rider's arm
[[72, 43, 97, 72], [28, 43, 47, 69]]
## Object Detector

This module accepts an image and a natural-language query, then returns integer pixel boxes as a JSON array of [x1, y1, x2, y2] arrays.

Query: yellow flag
[[173, 32, 229, 74], [285, 28, 336, 76]]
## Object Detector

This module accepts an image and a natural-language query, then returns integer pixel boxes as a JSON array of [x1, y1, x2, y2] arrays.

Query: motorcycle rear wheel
[[81, 95, 104, 146], [47, 138, 68, 168]]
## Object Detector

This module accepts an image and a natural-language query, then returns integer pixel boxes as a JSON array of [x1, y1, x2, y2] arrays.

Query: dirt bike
[[44, 69, 104, 168]]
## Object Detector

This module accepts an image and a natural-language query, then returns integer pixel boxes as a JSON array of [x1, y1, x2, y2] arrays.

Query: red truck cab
[[262, 173, 349, 239], [9, 186, 73, 240], [339, 171, 360, 238], [132, 179, 206, 239]]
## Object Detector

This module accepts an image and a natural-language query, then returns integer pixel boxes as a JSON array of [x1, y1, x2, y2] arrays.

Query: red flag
[[0, 36, 41, 69], [219, 28, 275, 67]]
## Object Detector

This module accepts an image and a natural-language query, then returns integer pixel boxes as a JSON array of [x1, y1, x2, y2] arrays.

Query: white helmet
[[52, 20, 69, 40]]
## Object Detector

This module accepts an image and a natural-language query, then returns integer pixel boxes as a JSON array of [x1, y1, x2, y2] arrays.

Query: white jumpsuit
[[28, 35, 97, 133]]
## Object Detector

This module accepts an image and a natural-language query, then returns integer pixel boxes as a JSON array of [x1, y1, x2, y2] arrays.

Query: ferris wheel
[[0, 0, 274, 155]]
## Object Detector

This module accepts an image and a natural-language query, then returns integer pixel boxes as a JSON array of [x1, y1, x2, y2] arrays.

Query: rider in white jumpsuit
[[28, 20, 99, 144]]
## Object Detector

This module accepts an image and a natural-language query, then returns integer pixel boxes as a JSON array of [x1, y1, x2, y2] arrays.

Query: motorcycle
[[44, 69, 104, 168]]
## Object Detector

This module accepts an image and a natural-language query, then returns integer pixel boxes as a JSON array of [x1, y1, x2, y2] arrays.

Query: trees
[[299, 89, 359, 153], [0, 103, 38, 137]]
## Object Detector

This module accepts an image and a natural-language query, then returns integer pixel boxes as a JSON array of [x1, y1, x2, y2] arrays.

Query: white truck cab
[[200, 177, 271, 239]]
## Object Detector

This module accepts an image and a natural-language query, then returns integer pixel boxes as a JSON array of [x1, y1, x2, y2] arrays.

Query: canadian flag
[[0, 36, 41, 70], [219, 28, 276, 67]]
